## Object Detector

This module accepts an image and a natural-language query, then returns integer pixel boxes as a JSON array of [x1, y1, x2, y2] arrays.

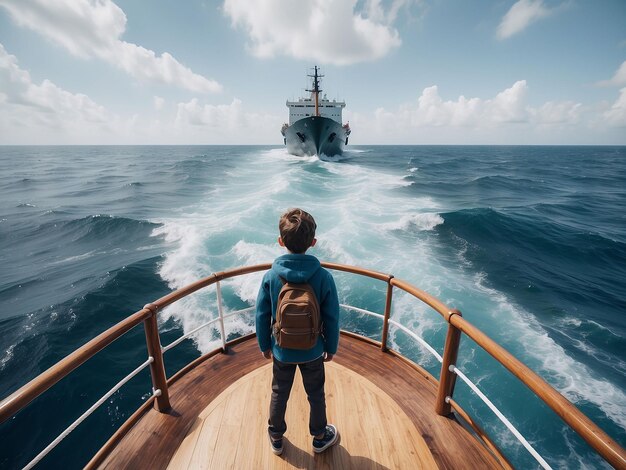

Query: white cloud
[[176, 98, 244, 128], [603, 87, 626, 127], [364, 0, 411, 25], [174, 97, 281, 142], [0, 0, 222, 93], [0, 43, 113, 142], [0, 43, 281, 144], [153, 96, 165, 111], [531, 100, 581, 124], [404, 80, 531, 128], [2, 39, 623, 144], [497, 0, 551, 39], [597, 61, 626, 87], [223, 0, 402, 65], [349, 80, 613, 144]]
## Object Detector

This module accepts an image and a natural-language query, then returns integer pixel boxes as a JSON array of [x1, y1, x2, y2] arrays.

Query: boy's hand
[[324, 353, 334, 362], [262, 350, 272, 360]]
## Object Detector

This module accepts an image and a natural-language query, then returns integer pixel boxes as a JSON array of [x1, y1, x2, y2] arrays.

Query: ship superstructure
[[281, 66, 350, 157]]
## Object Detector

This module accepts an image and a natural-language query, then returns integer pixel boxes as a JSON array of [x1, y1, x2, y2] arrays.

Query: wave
[[437, 208, 626, 272], [1, 215, 166, 320], [435, 208, 626, 353], [381, 213, 444, 232], [471, 274, 626, 431], [433, 208, 626, 432], [153, 148, 444, 355], [466, 174, 537, 188], [0, 344, 15, 371], [148, 146, 626, 456], [1, 145, 624, 469], [34, 215, 161, 245]]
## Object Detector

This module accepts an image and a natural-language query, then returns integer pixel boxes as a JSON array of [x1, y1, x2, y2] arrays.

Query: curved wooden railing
[[1, 263, 624, 469]]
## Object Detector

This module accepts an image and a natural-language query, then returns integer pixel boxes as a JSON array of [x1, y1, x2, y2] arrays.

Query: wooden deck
[[96, 334, 502, 469]]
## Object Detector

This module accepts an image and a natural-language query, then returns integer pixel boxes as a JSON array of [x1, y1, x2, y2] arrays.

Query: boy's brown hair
[[279, 208, 317, 254]]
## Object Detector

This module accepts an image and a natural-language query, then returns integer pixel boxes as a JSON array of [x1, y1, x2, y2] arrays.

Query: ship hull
[[284, 116, 348, 157]]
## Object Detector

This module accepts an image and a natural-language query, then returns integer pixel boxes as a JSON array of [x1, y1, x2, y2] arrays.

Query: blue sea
[[0, 145, 624, 469]]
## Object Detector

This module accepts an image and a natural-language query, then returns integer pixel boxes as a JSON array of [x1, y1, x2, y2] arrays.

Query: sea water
[[0, 145, 624, 469]]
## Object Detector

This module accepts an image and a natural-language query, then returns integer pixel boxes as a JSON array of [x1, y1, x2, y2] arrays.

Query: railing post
[[435, 309, 462, 416], [143, 304, 171, 412], [381, 278, 394, 352], [215, 281, 228, 353]]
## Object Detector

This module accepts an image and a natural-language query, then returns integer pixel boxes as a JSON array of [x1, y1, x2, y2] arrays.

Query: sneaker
[[268, 431, 283, 456], [312, 424, 339, 453]]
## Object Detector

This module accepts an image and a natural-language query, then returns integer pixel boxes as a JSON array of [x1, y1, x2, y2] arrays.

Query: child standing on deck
[[256, 208, 340, 456]]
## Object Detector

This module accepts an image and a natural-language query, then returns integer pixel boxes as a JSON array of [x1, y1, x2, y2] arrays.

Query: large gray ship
[[281, 66, 351, 157]]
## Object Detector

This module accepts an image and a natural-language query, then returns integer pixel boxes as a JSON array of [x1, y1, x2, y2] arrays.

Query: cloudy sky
[[0, 0, 625, 145]]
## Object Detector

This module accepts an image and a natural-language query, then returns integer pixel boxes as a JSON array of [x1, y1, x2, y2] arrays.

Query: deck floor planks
[[97, 334, 501, 469], [167, 361, 434, 469], [334, 336, 501, 469]]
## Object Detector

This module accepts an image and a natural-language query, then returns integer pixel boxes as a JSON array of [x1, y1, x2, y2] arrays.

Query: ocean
[[0, 145, 624, 469]]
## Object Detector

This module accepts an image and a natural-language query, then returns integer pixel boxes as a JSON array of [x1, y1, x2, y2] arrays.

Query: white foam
[[558, 317, 582, 328], [388, 291, 442, 368], [318, 153, 349, 162], [381, 213, 444, 232], [152, 221, 207, 288], [0, 344, 15, 371], [151, 146, 626, 438], [552, 323, 626, 375], [557, 427, 611, 469], [50, 251, 98, 264], [229, 240, 280, 302], [260, 147, 317, 163]]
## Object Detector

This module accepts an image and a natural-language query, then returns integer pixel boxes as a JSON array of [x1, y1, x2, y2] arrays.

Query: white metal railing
[[23, 357, 157, 470], [25, 281, 254, 469], [162, 318, 220, 353], [160, 307, 255, 353], [339, 303, 381, 319], [388, 318, 444, 363], [215, 282, 227, 350], [10, 266, 620, 469], [450, 366, 552, 470], [22, 279, 547, 469]]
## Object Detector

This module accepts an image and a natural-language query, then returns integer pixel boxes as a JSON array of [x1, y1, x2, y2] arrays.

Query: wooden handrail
[[435, 311, 462, 416], [143, 306, 170, 411], [449, 314, 626, 469], [319, 263, 626, 468], [380, 279, 394, 352], [0, 265, 273, 427], [0, 307, 152, 424], [321, 262, 392, 282], [1, 261, 624, 470], [145, 264, 273, 312]]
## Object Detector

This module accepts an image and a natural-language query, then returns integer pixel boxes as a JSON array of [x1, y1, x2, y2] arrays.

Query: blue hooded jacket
[[255, 254, 340, 363]]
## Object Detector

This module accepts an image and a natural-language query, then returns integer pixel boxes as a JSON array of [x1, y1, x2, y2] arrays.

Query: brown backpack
[[273, 278, 321, 350]]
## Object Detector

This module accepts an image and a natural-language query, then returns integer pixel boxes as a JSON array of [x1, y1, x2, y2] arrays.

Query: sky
[[0, 0, 625, 145]]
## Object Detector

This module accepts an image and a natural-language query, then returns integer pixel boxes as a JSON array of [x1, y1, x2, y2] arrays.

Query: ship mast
[[306, 66, 323, 117]]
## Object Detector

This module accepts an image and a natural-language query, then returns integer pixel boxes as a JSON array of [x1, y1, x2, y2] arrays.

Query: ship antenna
[[306, 65, 323, 117]]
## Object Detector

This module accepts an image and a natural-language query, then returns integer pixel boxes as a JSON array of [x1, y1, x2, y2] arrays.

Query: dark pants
[[268, 356, 327, 439]]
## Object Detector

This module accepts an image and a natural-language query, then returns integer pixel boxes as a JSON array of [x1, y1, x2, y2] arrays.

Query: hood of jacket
[[271, 253, 321, 283]]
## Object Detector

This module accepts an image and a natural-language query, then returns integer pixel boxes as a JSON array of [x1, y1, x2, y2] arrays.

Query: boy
[[255, 208, 340, 456]]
